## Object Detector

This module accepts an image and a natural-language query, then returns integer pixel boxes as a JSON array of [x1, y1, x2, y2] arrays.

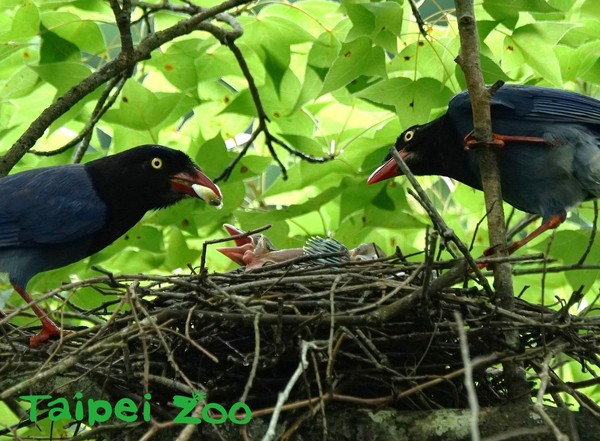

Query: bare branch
[[110, 0, 135, 56], [0, 0, 253, 176], [453, 0, 529, 401]]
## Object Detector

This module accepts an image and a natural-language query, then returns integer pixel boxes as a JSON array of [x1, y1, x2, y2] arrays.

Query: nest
[[2, 251, 600, 439]]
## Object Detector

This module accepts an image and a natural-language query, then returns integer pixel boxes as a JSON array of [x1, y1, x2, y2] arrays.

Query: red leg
[[464, 132, 546, 150], [505, 214, 565, 255], [12, 283, 64, 347], [482, 214, 565, 259]]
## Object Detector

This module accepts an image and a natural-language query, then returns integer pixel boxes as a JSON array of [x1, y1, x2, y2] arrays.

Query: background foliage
[[1, 0, 599, 433]]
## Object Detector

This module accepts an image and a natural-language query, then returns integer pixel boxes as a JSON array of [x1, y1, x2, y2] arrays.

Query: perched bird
[[218, 225, 385, 269], [368, 85, 600, 254], [0, 145, 223, 346]]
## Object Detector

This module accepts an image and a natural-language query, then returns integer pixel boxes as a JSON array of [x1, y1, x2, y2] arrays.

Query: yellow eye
[[151, 157, 163, 169], [403, 130, 415, 143]]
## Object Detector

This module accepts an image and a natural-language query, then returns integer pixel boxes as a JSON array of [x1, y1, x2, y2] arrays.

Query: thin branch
[[454, 311, 480, 441], [407, 0, 429, 39], [453, 0, 529, 401], [261, 341, 320, 441], [578, 200, 598, 265], [533, 350, 570, 441], [216, 42, 334, 182], [0, 0, 253, 175], [200, 224, 272, 272], [388, 146, 493, 294], [29, 76, 126, 159], [110, 0, 135, 56]]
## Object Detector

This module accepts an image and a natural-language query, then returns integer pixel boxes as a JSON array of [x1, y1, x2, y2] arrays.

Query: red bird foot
[[29, 317, 66, 347], [13, 283, 68, 347], [478, 213, 566, 268], [463, 132, 546, 150]]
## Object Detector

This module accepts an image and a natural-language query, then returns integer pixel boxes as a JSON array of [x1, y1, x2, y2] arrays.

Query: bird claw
[[463, 132, 505, 150], [29, 318, 68, 348], [482, 243, 504, 257], [464, 132, 547, 150]]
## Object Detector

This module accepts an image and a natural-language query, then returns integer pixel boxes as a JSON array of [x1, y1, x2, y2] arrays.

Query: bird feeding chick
[[368, 84, 600, 255], [0, 145, 222, 347]]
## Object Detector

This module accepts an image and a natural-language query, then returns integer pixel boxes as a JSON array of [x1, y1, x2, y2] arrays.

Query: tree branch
[[215, 41, 334, 182], [453, 0, 530, 401], [0, 0, 253, 176], [110, 0, 135, 57]]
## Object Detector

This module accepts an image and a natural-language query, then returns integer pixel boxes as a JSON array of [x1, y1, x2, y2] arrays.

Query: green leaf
[[1, 66, 39, 99], [253, 187, 347, 226], [344, 1, 403, 52], [483, 0, 557, 27], [455, 54, 512, 89], [581, 0, 600, 18], [41, 11, 105, 55], [258, 0, 342, 36], [164, 226, 200, 269], [391, 37, 459, 82], [540, 230, 600, 294], [555, 43, 600, 83], [357, 78, 453, 127], [0, 2, 40, 42], [195, 44, 241, 81], [504, 24, 566, 85], [291, 67, 323, 112], [90, 225, 165, 272], [321, 36, 387, 94], [308, 29, 343, 69], [103, 82, 192, 130], [40, 27, 80, 63], [221, 89, 256, 117], [149, 39, 213, 93], [239, 14, 314, 89], [30, 62, 92, 95]]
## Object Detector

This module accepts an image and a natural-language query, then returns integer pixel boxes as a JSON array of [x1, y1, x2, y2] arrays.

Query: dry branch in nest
[[1, 250, 600, 440]]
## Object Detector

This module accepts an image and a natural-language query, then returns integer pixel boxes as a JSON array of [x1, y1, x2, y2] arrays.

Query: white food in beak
[[192, 183, 223, 208]]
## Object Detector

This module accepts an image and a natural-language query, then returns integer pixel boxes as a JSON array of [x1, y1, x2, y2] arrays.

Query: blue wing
[[448, 85, 600, 135], [0, 164, 107, 248]]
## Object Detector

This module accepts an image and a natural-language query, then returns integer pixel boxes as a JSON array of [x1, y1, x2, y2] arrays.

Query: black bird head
[[367, 116, 473, 185], [86, 145, 222, 213]]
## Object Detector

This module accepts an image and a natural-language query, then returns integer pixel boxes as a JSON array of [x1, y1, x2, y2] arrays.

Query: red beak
[[171, 168, 222, 206], [366, 150, 408, 184]]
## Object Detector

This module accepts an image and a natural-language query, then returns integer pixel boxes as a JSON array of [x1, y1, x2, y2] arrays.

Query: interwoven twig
[[1, 251, 599, 441]]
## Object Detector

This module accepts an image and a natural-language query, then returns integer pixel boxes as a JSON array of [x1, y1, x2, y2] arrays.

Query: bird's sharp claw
[[463, 133, 505, 150], [482, 244, 503, 257], [464, 132, 546, 150], [29, 318, 65, 348]]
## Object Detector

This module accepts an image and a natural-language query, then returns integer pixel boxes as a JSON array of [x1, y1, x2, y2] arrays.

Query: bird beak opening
[[223, 224, 253, 247], [217, 244, 253, 266], [171, 169, 223, 207], [366, 150, 409, 184], [218, 224, 254, 265]]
